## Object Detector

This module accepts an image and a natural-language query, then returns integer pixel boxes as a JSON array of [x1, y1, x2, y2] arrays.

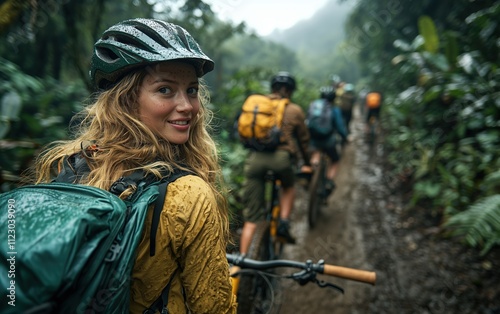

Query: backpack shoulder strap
[[149, 169, 191, 256], [145, 169, 191, 314], [144, 268, 179, 314]]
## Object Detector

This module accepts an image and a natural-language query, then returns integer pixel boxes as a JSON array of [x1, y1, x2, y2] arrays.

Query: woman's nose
[[175, 93, 193, 111]]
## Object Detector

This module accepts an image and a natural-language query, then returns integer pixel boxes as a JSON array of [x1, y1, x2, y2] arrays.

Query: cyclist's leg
[[239, 152, 268, 255], [324, 141, 341, 194], [309, 140, 321, 167], [341, 109, 352, 135], [279, 186, 295, 220], [365, 108, 374, 133], [271, 150, 296, 244], [240, 222, 257, 255], [270, 150, 295, 220], [310, 150, 321, 166], [372, 107, 380, 124], [346, 109, 353, 130]]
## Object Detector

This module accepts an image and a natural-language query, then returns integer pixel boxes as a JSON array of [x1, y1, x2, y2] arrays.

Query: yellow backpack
[[237, 94, 288, 151]]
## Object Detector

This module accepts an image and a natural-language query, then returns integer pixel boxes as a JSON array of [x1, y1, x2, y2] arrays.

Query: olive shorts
[[242, 150, 294, 223]]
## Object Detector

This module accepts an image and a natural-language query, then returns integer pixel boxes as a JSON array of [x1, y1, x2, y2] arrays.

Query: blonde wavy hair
[[34, 66, 229, 236]]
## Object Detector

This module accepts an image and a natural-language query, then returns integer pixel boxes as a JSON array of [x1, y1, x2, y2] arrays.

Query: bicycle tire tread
[[236, 221, 271, 314]]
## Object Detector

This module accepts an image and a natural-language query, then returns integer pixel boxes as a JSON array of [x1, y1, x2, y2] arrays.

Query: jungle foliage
[[0, 0, 499, 255], [345, 0, 500, 255]]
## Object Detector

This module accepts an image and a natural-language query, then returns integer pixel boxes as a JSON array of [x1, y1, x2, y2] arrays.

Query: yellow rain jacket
[[129, 175, 237, 313]]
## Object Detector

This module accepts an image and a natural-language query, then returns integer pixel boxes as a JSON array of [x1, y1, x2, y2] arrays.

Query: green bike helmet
[[90, 18, 215, 89]]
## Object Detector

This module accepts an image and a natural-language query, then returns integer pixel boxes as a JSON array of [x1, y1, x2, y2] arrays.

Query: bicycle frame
[[266, 171, 284, 259], [231, 171, 286, 314]]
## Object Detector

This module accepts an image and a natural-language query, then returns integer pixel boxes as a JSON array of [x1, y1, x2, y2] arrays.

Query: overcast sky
[[205, 0, 330, 36]]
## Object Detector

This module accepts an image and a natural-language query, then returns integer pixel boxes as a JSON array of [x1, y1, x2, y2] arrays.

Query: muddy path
[[279, 107, 379, 314], [277, 107, 500, 314]]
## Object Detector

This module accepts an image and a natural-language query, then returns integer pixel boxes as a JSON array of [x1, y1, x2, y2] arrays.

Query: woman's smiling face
[[138, 61, 200, 144]]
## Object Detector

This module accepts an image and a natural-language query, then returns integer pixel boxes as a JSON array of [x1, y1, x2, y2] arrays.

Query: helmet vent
[[112, 33, 154, 53], [173, 25, 192, 51], [96, 46, 119, 62], [134, 23, 175, 52]]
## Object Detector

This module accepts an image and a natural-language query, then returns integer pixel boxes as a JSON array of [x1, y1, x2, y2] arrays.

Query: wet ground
[[276, 108, 500, 314]]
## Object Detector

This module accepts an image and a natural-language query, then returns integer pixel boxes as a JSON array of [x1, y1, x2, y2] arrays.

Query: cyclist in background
[[357, 86, 369, 116], [334, 80, 345, 109], [239, 72, 310, 255], [307, 87, 348, 196], [339, 83, 356, 134], [365, 89, 383, 131]]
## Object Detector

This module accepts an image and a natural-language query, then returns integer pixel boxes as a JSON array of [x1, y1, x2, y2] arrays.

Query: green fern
[[444, 194, 500, 255], [484, 170, 500, 189]]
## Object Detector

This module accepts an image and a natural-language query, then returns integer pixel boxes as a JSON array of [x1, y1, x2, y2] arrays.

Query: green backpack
[[0, 153, 188, 313]]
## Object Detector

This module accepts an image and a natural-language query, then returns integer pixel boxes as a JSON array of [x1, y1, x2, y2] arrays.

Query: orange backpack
[[366, 92, 381, 109]]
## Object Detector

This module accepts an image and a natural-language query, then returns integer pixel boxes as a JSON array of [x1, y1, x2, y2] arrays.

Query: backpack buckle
[[104, 242, 122, 262], [109, 177, 137, 195]]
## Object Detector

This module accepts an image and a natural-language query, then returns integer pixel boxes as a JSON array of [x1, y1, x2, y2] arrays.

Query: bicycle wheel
[[237, 221, 282, 314], [308, 161, 325, 229]]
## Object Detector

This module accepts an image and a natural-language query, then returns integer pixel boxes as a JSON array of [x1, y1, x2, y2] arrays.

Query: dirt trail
[[278, 106, 500, 314], [279, 106, 377, 313]]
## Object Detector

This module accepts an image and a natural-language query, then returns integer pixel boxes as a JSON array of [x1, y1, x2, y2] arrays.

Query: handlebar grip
[[323, 264, 376, 285]]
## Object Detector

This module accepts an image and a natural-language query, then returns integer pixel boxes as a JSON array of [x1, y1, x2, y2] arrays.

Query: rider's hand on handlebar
[[297, 165, 313, 187], [300, 165, 313, 174]]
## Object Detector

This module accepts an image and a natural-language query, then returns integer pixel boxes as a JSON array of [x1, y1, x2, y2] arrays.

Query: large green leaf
[[443, 31, 459, 67], [418, 16, 439, 53]]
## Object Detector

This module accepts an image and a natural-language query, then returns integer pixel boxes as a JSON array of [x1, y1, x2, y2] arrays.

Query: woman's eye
[[159, 87, 171, 94], [187, 87, 199, 96]]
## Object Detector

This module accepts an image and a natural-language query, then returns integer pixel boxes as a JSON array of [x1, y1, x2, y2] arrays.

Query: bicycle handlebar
[[227, 253, 376, 286], [323, 264, 376, 285]]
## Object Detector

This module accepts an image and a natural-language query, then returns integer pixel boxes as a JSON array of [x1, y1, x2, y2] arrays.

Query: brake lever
[[314, 278, 344, 294], [290, 269, 345, 294]]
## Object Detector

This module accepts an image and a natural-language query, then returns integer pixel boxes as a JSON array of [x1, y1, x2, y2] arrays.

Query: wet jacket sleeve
[[170, 176, 237, 313], [129, 175, 237, 314], [280, 102, 311, 164]]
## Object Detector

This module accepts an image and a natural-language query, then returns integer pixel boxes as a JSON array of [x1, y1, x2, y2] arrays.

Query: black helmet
[[270, 71, 296, 91], [320, 86, 335, 102], [90, 18, 215, 89]]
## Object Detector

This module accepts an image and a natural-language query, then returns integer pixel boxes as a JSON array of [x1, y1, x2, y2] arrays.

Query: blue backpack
[[307, 99, 334, 139], [0, 153, 188, 313]]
